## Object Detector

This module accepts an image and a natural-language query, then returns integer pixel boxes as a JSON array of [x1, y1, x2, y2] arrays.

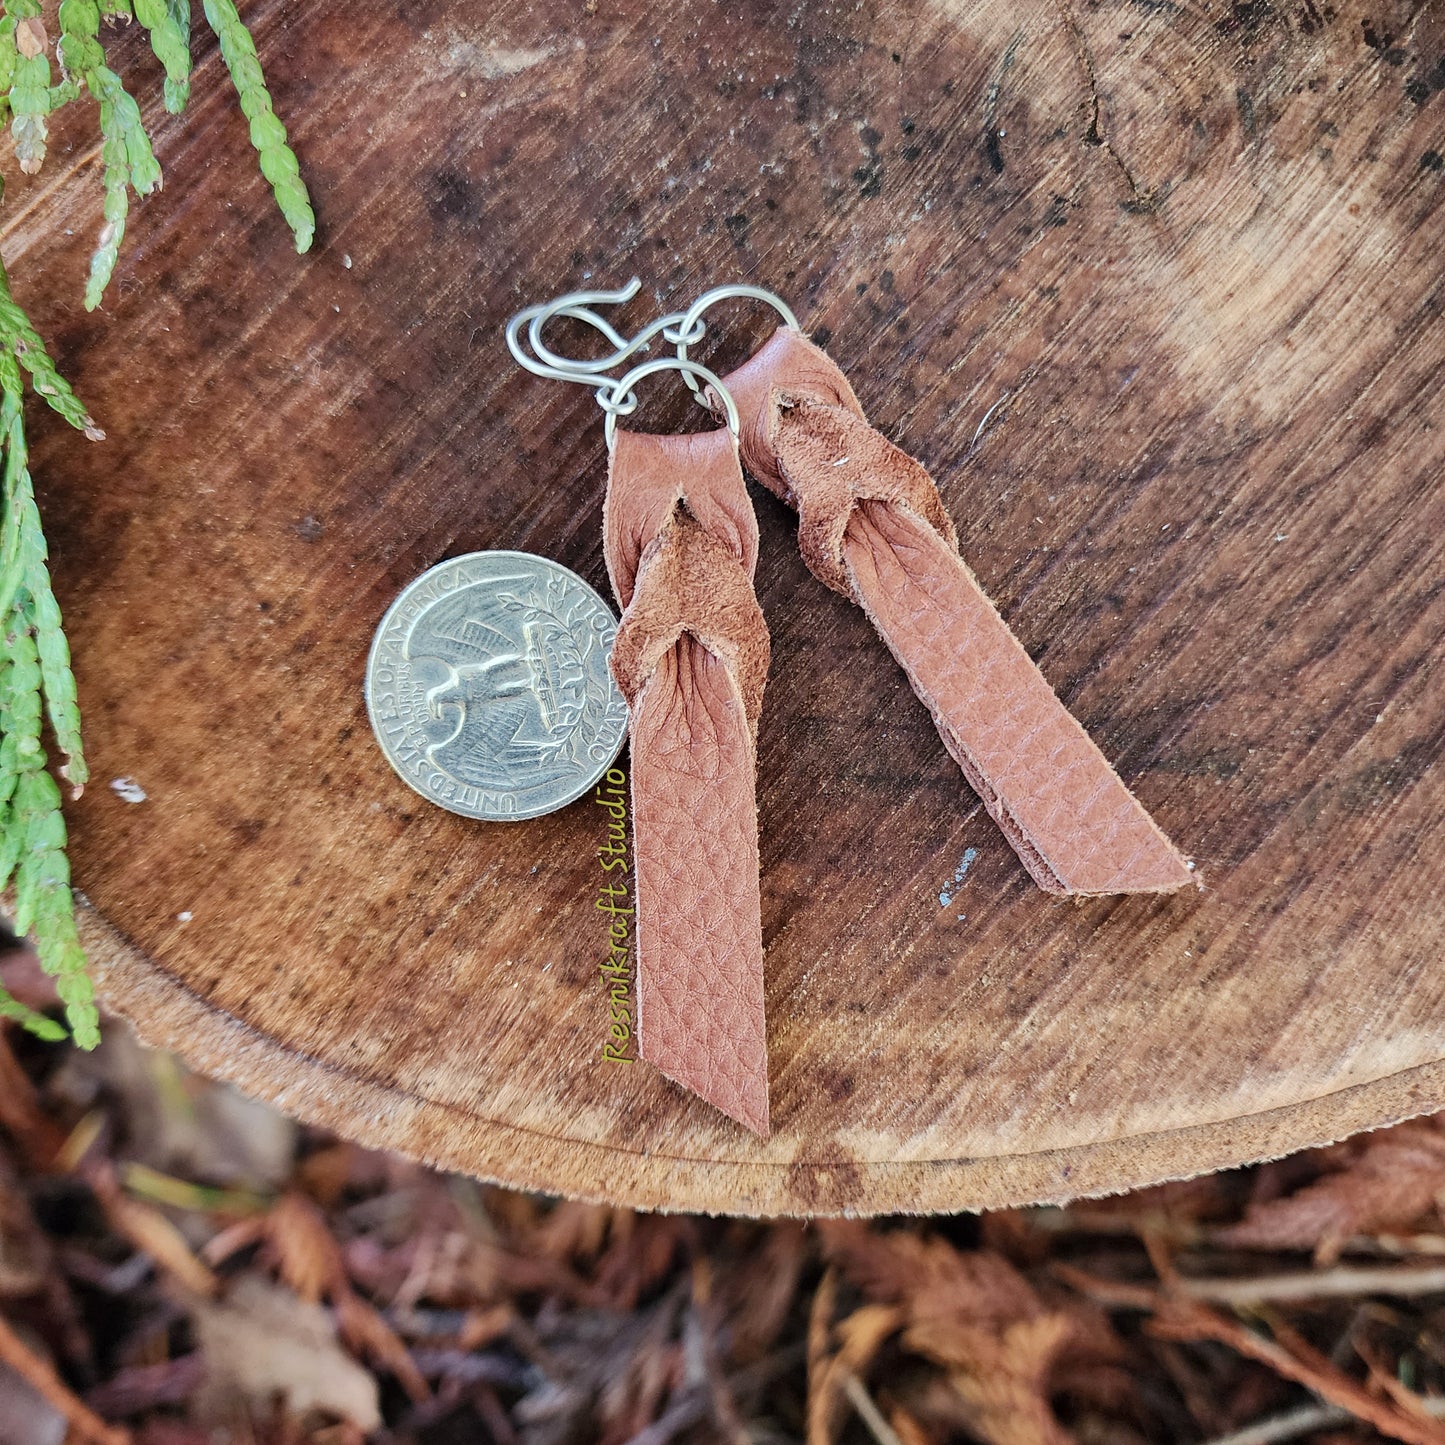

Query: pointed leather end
[[642, 1031, 770, 1138], [1112, 842, 1196, 896], [1049, 826, 1196, 897]]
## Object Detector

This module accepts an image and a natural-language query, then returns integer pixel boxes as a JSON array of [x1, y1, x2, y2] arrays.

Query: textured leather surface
[[723, 329, 1191, 896], [603, 428, 771, 1134]]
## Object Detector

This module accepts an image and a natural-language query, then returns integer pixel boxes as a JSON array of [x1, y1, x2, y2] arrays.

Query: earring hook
[[669, 283, 800, 405], [602, 357, 741, 451], [505, 279, 706, 392]]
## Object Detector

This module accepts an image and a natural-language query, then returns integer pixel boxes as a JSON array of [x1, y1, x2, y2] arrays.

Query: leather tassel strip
[[603, 427, 772, 1135], [722, 328, 1191, 897]]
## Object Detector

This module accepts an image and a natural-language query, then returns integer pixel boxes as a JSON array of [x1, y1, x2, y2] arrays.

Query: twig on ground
[[0, 1309, 129, 1445], [1200, 1396, 1445, 1445], [1059, 1261, 1445, 1307], [842, 1369, 907, 1445], [1151, 1299, 1445, 1445]]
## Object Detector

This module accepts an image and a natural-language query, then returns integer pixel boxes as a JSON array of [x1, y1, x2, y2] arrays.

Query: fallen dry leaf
[[721, 1221, 807, 1363], [266, 1192, 342, 1304], [818, 1223, 1083, 1445], [86, 1164, 219, 1299], [263, 1192, 428, 1402], [807, 1300, 905, 1445], [1220, 1117, 1445, 1263], [0, 1311, 128, 1445], [191, 1274, 380, 1430]]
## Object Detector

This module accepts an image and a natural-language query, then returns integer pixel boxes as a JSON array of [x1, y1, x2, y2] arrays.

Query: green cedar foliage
[[0, 1, 313, 1043]]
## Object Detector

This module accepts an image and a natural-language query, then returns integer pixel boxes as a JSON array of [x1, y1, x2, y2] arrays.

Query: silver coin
[[365, 551, 629, 821]]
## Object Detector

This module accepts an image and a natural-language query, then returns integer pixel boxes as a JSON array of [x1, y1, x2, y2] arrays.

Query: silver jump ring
[[602, 358, 741, 451], [670, 283, 801, 404]]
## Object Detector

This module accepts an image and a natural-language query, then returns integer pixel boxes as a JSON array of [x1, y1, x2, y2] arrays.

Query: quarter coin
[[365, 552, 628, 821]]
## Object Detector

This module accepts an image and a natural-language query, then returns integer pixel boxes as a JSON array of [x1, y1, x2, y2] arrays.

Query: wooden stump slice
[[10, 0, 1445, 1214]]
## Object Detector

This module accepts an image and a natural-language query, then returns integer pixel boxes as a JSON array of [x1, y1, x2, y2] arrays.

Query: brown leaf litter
[[4, 978, 1445, 1442]]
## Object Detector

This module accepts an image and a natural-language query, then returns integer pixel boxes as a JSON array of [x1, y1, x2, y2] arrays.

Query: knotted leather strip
[[723, 327, 1191, 897], [603, 427, 771, 1134]]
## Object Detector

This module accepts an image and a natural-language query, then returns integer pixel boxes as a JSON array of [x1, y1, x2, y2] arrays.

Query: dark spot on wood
[[295, 515, 323, 542], [812, 325, 832, 348], [724, 212, 751, 246], [861, 125, 883, 146], [426, 169, 479, 224], [1236, 88, 1256, 136], [1358, 414, 1388, 447], [1405, 78, 1431, 104], [900, 116, 916, 134], [1383, 47, 1407, 65], [1339, 739, 1439, 812], [985, 126, 1005, 173], [879, 270, 895, 292], [1422, 150, 1444, 171], [1043, 195, 1069, 227], [853, 158, 884, 197], [1216, 0, 1276, 40], [901, 143, 922, 161]]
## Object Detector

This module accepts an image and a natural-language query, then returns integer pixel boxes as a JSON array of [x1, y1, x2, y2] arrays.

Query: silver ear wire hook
[[602, 357, 741, 452], [505, 279, 707, 396], [504, 298, 632, 400], [668, 283, 801, 406], [505, 303, 630, 378]]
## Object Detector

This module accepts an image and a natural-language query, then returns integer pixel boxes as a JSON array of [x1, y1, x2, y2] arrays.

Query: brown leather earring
[[598, 360, 772, 1136], [507, 294, 775, 1136], [678, 293, 1192, 898]]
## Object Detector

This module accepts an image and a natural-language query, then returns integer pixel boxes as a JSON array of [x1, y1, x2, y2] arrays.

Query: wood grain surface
[[5, 0, 1444, 1215]]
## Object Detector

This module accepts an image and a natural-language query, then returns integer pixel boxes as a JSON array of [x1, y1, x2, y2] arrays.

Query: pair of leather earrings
[[507, 281, 1193, 1137]]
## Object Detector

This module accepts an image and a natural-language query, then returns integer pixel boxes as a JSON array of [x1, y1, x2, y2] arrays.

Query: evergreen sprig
[[0, 1, 314, 1045], [134, 0, 189, 113], [0, 0, 313, 309], [5, 0, 56, 176], [0, 334, 96, 1048], [202, 0, 313, 252], [58, 0, 164, 309]]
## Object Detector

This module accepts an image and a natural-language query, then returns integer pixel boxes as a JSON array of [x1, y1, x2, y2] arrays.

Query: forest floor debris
[[3, 956, 1445, 1443]]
